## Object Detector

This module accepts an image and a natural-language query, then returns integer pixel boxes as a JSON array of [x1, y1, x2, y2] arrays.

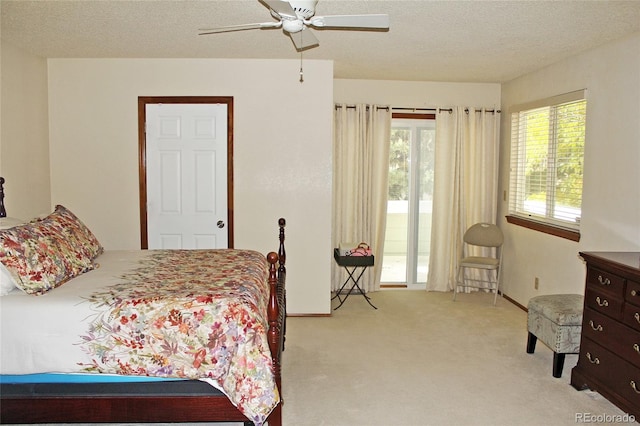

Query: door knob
[[217, 220, 225, 229]]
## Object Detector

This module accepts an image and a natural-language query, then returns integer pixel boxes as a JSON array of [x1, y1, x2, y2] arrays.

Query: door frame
[[138, 96, 234, 249]]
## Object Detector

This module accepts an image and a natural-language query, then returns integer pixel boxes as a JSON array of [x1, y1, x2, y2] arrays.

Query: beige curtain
[[426, 107, 500, 292], [332, 104, 391, 293]]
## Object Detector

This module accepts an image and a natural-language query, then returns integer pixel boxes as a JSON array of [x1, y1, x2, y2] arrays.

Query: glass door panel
[[381, 118, 435, 287]]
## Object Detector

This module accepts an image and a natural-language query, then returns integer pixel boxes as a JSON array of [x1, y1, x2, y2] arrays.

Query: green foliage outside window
[[522, 101, 585, 210], [554, 102, 585, 208], [388, 128, 410, 200], [388, 127, 435, 201]]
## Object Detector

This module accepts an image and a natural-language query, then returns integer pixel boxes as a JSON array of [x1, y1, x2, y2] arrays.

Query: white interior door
[[146, 103, 228, 249]]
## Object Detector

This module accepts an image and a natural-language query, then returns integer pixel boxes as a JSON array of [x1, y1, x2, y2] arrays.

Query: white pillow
[[1, 219, 24, 295], [0, 262, 18, 296]]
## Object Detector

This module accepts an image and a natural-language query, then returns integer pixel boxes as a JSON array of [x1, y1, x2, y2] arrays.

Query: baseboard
[[286, 313, 332, 318], [287, 291, 527, 317], [503, 292, 527, 311]]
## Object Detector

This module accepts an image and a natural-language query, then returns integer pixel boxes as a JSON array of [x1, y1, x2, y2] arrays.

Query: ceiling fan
[[199, 0, 390, 51]]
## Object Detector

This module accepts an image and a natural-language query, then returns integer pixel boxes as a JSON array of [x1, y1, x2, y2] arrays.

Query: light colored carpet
[[281, 290, 630, 426]]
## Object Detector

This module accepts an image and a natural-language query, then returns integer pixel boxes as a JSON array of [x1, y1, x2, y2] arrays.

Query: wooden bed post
[[266, 251, 282, 425], [277, 218, 287, 356], [266, 217, 286, 425], [278, 218, 286, 274], [0, 177, 6, 218]]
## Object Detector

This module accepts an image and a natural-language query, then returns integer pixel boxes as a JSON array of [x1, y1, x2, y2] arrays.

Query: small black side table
[[332, 248, 377, 310]]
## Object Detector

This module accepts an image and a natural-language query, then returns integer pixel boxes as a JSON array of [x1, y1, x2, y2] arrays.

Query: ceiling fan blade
[[289, 27, 319, 51], [309, 14, 390, 29], [262, 0, 297, 19], [199, 21, 281, 35]]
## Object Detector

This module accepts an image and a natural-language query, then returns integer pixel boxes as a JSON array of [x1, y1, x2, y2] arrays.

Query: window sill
[[505, 215, 580, 242]]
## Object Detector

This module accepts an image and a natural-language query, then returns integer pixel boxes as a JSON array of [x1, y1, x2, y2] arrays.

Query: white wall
[[46, 58, 333, 314], [499, 32, 640, 306], [0, 41, 51, 220], [334, 79, 500, 108]]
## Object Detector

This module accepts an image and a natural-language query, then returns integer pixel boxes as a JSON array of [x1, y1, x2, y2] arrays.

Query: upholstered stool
[[526, 294, 584, 378]]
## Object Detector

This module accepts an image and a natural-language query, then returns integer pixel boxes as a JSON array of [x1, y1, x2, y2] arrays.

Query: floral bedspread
[[79, 249, 279, 425]]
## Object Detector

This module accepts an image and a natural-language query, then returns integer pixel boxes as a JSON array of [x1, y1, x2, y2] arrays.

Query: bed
[[0, 181, 286, 426]]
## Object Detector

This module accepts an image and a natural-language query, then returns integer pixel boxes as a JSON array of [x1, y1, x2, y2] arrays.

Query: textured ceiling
[[2, 0, 640, 83]]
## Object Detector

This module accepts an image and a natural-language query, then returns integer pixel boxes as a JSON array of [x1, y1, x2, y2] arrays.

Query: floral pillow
[[38, 205, 104, 263], [0, 223, 75, 294], [0, 205, 103, 295]]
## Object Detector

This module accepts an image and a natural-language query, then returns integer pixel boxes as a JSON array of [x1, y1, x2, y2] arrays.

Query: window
[[381, 115, 435, 287], [507, 90, 586, 241]]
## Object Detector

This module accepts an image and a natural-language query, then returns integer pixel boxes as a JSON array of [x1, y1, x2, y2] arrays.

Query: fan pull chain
[[299, 50, 304, 83]]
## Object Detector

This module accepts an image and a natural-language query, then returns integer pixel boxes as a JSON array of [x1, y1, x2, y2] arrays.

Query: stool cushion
[[528, 294, 583, 325], [527, 294, 583, 354]]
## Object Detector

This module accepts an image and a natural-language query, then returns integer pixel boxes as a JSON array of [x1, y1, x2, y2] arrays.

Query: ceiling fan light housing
[[282, 19, 304, 33]]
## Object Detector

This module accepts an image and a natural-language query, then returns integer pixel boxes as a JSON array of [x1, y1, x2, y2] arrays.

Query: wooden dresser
[[571, 251, 640, 418]]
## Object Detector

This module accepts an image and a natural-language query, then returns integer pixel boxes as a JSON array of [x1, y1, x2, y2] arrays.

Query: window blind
[[509, 93, 587, 231]]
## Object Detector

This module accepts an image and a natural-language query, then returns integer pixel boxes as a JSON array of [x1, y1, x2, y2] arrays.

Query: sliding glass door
[[381, 116, 435, 288]]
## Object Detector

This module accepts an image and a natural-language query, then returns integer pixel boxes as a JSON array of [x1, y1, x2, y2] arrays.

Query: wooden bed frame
[[0, 178, 287, 426], [0, 176, 6, 218]]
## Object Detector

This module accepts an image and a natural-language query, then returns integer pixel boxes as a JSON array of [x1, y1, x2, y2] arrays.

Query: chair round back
[[464, 223, 504, 247]]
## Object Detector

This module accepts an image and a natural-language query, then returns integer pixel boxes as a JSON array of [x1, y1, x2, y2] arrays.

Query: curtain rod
[[334, 105, 389, 110], [334, 105, 500, 113], [392, 107, 501, 114]]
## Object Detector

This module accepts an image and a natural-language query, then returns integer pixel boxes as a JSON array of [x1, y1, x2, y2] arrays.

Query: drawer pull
[[631, 380, 640, 394], [597, 275, 611, 286], [588, 320, 603, 332], [586, 352, 600, 364], [595, 296, 609, 307], [635, 313, 640, 324], [632, 290, 638, 297], [634, 344, 640, 354]]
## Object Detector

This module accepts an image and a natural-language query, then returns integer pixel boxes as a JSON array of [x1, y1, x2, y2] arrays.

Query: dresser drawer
[[584, 308, 640, 369], [578, 337, 621, 382], [585, 287, 623, 320], [587, 266, 625, 298], [626, 280, 640, 308], [623, 303, 640, 333], [579, 337, 640, 409]]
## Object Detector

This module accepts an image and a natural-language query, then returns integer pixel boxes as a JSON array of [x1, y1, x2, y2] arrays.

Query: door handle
[[217, 220, 225, 229]]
